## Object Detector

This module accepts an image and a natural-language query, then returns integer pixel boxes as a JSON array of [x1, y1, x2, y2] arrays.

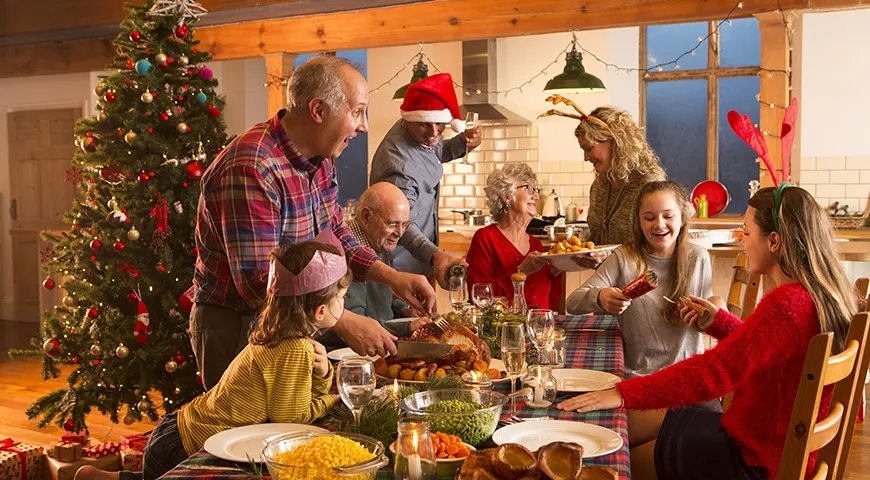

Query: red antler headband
[[267, 230, 348, 296], [727, 97, 798, 232]]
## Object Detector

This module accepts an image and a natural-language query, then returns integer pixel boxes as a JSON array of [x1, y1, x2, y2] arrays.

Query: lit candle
[[408, 433, 422, 480], [533, 380, 544, 404], [393, 378, 400, 402]]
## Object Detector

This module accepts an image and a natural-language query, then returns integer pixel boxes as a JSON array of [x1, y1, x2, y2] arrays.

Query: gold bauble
[[164, 360, 178, 373], [178, 55, 189, 66], [89, 344, 103, 357], [107, 196, 118, 210], [123, 412, 136, 425], [127, 227, 140, 241], [62, 295, 76, 307], [94, 85, 106, 97], [136, 399, 150, 413], [115, 345, 130, 358], [140, 92, 153, 103], [97, 111, 107, 122], [176, 122, 188, 134], [155, 53, 167, 64], [124, 131, 137, 145]]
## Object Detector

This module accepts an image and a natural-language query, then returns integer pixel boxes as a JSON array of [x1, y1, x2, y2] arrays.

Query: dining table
[[157, 314, 630, 479]]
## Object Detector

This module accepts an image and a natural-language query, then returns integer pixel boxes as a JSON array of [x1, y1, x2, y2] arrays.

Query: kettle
[[541, 189, 564, 218]]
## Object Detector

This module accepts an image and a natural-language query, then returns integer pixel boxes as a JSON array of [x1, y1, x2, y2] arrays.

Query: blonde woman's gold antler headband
[[537, 94, 609, 129]]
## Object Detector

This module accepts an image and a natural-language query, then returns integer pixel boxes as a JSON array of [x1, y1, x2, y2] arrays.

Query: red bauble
[[42, 277, 56, 290], [63, 419, 75, 432], [43, 338, 62, 357], [87, 307, 99, 319], [94, 359, 100, 365], [100, 165, 121, 182], [104, 92, 116, 102], [128, 292, 139, 303], [178, 291, 193, 313], [138, 173, 150, 183], [89, 239, 102, 252], [175, 25, 189, 38], [129, 31, 141, 42], [185, 160, 205, 180], [175, 354, 184, 364], [113, 241, 125, 253], [196, 375, 204, 387], [208, 106, 221, 117], [159, 112, 170, 122]]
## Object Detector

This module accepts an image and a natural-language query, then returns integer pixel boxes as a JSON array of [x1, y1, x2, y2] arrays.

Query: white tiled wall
[[799, 156, 870, 213], [438, 123, 594, 225]]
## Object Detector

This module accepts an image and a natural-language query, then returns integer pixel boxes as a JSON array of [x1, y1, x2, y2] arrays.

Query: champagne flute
[[337, 358, 376, 424], [471, 283, 493, 310], [448, 275, 467, 312], [501, 322, 526, 415], [526, 309, 555, 365], [458, 112, 478, 165]]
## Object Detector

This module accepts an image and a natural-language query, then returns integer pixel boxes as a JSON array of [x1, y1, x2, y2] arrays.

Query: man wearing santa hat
[[370, 73, 482, 285]]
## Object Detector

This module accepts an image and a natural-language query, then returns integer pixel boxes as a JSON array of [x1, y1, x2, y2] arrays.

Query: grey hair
[[286, 55, 362, 117], [357, 184, 384, 214], [485, 163, 538, 222]]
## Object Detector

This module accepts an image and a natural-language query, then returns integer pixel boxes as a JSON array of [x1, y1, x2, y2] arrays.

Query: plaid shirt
[[192, 110, 379, 313]]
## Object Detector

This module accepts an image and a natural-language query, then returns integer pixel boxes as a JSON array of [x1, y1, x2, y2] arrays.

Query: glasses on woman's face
[[516, 184, 541, 196], [372, 210, 414, 232]]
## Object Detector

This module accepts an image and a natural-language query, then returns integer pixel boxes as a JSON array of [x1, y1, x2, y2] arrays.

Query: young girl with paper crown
[[558, 99, 856, 480], [135, 232, 351, 479]]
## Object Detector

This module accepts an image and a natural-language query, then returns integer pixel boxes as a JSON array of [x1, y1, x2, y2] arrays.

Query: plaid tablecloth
[[159, 315, 629, 479]]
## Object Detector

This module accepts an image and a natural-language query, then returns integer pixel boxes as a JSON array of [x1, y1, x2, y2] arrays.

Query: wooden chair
[[727, 252, 762, 320], [856, 278, 870, 312], [777, 312, 870, 480]]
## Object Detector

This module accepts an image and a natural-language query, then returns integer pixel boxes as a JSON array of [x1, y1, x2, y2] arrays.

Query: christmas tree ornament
[[107, 196, 119, 209], [99, 165, 123, 185], [155, 52, 168, 64], [174, 24, 189, 38], [113, 241, 125, 253], [43, 338, 63, 357], [148, 0, 208, 20], [63, 419, 76, 432], [176, 122, 189, 133], [97, 111, 108, 122], [138, 173, 151, 183], [159, 112, 170, 122], [128, 227, 141, 241], [80, 136, 98, 153], [208, 105, 220, 117], [140, 92, 154, 103], [165, 360, 178, 373], [194, 92, 207, 103], [42, 277, 57, 290], [90, 344, 103, 357], [63, 295, 76, 307], [173, 201, 183, 214], [136, 399, 151, 413], [104, 91, 117, 103], [134, 298, 152, 344], [178, 55, 189, 66], [94, 84, 106, 96], [175, 354, 185, 364], [87, 307, 100, 319], [123, 412, 136, 425], [115, 345, 130, 358], [200, 66, 213, 79], [107, 209, 128, 223], [129, 30, 142, 42], [124, 131, 137, 145], [186, 160, 204, 180], [127, 292, 139, 303], [156, 262, 167, 273], [89, 239, 102, 252], [134, 59, 153, 76]]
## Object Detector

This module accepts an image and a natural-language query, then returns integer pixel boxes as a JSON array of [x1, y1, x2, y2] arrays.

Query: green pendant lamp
[[544, 32, 606, 94], [393, 56, 430, 102]]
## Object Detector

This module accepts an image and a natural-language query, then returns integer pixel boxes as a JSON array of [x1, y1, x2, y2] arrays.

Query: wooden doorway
[[6, 107, 79, 345]]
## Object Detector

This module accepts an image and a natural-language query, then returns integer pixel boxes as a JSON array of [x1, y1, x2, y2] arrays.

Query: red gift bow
[[0, 438, 29, 480]]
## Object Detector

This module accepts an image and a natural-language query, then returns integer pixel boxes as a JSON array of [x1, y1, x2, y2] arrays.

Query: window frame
[[639, 21, 761, 183]]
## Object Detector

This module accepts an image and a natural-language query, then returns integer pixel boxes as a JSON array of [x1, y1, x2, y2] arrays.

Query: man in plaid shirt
[[190, 56, 436, 389]]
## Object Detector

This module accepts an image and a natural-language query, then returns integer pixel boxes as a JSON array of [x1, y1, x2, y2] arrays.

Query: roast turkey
[[405, 322, 491, 366]]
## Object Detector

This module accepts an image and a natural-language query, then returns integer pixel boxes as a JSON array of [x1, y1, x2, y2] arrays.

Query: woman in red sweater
[[466, 163, 562, 311], [557, 185, 855, 479]]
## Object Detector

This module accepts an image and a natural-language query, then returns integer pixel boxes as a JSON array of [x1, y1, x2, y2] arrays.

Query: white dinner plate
[[552, 369, 621, 393], [492, 420, 623, 458], [203, 423, 328, 463], [327, 347, 378, 362], [542, 245, 619, 272]]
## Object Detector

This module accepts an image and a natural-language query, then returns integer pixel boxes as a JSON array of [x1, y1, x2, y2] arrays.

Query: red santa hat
[[400, 73, 465, 133]]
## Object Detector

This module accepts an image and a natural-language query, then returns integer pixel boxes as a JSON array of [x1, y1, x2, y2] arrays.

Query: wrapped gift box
[[120, 448, 143, 472], [82, 441, 120, 459], [59, 433, 87, 445], [120, 433, 149, 452], [44, 454, 119, 480], [0, 438, 44, 480], [46, 443, 82, 463]]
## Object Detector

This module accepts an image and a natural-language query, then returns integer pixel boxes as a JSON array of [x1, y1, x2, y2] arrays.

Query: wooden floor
[[1, 358, 869, 478]]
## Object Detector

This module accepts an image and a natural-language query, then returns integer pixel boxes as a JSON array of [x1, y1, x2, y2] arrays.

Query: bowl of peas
[[400, 388, 506, 447], [262, 431, 388, 480]]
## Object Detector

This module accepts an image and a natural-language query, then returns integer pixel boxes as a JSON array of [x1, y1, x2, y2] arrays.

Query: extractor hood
[[459, 40, 531, 125]]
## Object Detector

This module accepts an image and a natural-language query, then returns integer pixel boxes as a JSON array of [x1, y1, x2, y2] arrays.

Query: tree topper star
[[148, 0, 207, 22]]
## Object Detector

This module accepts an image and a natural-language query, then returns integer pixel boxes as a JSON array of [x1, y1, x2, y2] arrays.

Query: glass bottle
[[394, 418, 437, 480], [510, 272, 528, 316], [694, 194, 708, 219], [522, 365, 558, 409]]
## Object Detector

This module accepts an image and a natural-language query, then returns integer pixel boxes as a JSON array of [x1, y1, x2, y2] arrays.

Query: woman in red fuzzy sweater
[[558, 186, 855, 480]]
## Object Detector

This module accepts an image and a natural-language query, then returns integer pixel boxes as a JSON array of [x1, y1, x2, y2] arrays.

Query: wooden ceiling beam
[[1, 0, 862, 79]]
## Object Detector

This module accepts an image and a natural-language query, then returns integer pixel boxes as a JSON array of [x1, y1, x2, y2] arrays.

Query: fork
[[432, 315, 450, 334]]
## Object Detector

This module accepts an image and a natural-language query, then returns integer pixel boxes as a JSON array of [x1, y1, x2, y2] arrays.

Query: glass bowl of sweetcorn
[[262, 431, 388, 480]]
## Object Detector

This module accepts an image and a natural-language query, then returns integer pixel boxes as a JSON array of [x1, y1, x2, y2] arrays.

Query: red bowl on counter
[[691, 181, 731, 217]]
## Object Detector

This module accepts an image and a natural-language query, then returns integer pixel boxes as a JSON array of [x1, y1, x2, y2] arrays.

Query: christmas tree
[[27, 0, 227, 432]]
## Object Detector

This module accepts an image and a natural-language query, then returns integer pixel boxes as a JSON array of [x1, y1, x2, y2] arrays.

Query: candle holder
[[522, 365, 558, 409], [461, 370, 492, 392], [394, 418, 437, 480]]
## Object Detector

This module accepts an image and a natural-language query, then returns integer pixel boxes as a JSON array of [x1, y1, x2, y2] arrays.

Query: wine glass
[[526, 309, 555, 365], [337, 359, 376, 424], [501, 322, 526, 415], [448, 275, 467, 312], [458, 112, 479, 165], [471, 283, 493, 310]]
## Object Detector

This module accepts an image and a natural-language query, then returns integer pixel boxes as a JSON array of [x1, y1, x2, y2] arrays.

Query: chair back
[[777, 312, 870, 480], [856, 278, 870, 312], [727, 252, 762, 320]]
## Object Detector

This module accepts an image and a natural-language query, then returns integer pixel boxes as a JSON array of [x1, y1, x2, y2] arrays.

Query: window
[[642, 19, 760, 214]]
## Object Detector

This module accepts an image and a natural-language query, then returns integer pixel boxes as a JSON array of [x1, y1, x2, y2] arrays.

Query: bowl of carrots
[[391, 432, 475, 478]]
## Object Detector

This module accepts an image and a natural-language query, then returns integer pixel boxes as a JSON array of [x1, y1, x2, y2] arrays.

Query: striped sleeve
[[263, 339, 336, 424]]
